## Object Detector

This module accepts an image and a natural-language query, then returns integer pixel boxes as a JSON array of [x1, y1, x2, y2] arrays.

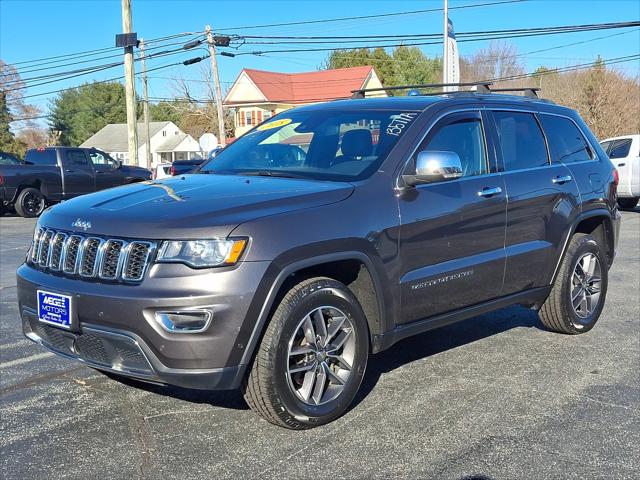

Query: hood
[[39, 174, 354, 239]]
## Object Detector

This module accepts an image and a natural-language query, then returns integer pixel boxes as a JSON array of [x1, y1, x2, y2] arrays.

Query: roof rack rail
[[350, 81, 493, 98], [488, 87, 541, 98]]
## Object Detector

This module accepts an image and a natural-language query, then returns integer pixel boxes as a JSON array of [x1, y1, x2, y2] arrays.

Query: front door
[[90, 150, 126, 190], [61, 149, 95, 197], [398, 110, 507, 324]]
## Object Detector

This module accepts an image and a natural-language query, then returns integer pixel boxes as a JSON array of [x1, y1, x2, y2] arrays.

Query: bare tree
[[461, 41, 525, 84], [168, 64, 234, 140]]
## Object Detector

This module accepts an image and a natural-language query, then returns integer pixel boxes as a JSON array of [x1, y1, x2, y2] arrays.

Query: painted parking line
[[0, 339, 30, 350], [0, 352, 55, 369]]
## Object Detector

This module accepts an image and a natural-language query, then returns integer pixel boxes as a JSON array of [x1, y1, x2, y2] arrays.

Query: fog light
[[154, 310, 212, 333]]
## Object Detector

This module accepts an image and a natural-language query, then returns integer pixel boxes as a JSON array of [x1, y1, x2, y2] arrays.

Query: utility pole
[[139, 38, 151, 169], [205, 25, 227, 147], [121, 0, 138, 165], [443, 0, 449, 85]]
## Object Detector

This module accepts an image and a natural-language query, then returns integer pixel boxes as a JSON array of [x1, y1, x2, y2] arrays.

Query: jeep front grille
[[30, 228, 155, 283]]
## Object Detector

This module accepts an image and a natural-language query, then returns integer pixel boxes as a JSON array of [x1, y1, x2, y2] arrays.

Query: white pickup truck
[[601, 134, 640, 209]]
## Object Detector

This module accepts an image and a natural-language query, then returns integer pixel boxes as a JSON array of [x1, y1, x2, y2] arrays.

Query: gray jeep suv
[[18, 88, 621, 429]]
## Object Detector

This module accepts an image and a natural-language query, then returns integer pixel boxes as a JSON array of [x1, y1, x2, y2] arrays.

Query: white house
[[80, 121, 202, 167]]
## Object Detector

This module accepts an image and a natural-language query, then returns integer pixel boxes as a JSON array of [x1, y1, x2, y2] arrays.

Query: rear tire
[[14, 187, 45, 218], [617, 197, 639, 210], [539, 234, 608, 334], [243, 277, 369, 429]]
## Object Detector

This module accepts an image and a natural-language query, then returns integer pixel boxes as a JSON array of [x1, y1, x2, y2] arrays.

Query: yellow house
[[223, 66, 386, 138]]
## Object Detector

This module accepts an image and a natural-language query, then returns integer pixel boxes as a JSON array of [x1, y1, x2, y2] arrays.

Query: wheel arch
[[552, 209, 616, 284], [239, 250, 391, 368]]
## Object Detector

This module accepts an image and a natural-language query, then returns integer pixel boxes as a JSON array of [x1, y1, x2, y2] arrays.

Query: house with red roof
[[223, 66, 385, 137]]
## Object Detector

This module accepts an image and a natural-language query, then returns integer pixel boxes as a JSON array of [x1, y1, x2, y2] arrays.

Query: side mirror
[[402, 150, 463, 186]]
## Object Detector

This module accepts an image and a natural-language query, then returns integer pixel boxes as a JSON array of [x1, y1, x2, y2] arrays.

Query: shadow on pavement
[[352, 304, 543, 409], [106, 304, 543, 413]]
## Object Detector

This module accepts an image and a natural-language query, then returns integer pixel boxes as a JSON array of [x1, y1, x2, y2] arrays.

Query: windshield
[[200, 109, 420, 181]]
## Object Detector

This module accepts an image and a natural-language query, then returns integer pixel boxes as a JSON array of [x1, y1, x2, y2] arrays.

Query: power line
[[1, 36, 206, 78], [5, 31, 204, 68], [20, 57, 208, 101], [4, 46, 202, 91], [231, 21, 640, 55], [215, 0, 528, 31]]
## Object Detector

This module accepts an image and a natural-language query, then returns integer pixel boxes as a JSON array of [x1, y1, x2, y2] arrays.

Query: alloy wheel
[[24, 191, 43, 215], [286, 306, 356, 406], [571, 252, 602, 321]]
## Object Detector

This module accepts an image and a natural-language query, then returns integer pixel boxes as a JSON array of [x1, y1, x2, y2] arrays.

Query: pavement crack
[[119, 393, 155, 480]]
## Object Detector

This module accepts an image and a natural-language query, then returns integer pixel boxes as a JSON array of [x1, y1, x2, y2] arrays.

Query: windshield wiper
[[241, 170, 305, 179]]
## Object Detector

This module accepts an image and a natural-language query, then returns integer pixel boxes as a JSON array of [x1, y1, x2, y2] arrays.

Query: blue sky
[[1, 0, 639, 116]]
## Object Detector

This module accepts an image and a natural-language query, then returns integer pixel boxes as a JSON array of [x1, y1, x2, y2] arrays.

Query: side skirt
[[371, 286, 551, 353]]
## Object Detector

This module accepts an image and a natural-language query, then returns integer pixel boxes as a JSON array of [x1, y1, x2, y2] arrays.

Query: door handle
[[64, 169, 77, 173], [617, 163, 626, 167], [552, 175, 572, 184], [478, 186, 503, 197]]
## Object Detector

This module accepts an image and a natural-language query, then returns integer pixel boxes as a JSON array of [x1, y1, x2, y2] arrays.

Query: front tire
[[617, 197, 639, 210], [243, 277, 369, 429], [539, 234, 608, 334], [14, 187, 45, 218]]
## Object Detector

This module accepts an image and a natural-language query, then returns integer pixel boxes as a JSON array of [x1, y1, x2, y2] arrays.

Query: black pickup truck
[[0, 147, 151, 217]]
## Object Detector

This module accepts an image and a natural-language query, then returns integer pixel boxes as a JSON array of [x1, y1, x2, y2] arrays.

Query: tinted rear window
[[493, 111, 549, 171], [608, 139, 632, 159], [539, 115, 593, 163], [24, 149, 57, 166]]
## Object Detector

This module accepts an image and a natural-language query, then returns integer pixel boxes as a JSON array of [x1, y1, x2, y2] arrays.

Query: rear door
[[489, 110, 580, 295], [397, 109, 507, 323], [61, 149, 95, 197], [90, 150, 126, 190]]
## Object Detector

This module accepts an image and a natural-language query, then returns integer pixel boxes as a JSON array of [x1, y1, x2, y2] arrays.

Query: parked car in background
[[0, 151, 22, 165], [151, 162, 172, 180], [169, 158, 206, 176], [0, 147, 151, 217], [600, 134, 639, 209]]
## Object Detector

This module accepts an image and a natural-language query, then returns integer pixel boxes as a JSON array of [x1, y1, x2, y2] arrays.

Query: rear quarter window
[[24, 149, 58, 166], [539, 115, 593, 163]]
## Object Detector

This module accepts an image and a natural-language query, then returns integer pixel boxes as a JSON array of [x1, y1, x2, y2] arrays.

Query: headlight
[[157, 238, 247, 268]]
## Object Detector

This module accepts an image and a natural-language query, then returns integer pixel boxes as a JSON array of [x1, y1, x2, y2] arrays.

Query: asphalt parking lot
[[1, 210, 638, 480]]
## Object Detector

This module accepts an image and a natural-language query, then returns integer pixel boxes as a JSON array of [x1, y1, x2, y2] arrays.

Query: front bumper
[[23, 311, 244, 389], [18, 260, 270, 390]]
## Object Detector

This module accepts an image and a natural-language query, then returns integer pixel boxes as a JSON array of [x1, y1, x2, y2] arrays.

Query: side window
[[608, 139, 632, 159], [415, 114, 488, 178], [89, 152, 106, 165], [66, 150, 89, 166], [493, 111, 548, 171], [539, 115, 593, 163]]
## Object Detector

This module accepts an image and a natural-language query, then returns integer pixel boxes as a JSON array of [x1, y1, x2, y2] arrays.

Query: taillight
[[613, 168, 619, 187], [170, 165, 176, 176]]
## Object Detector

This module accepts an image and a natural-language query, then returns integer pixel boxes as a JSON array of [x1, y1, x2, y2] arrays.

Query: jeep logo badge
[[72, 218, 92, 231]]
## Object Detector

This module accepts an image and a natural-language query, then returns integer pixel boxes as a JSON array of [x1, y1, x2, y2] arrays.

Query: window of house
[[493, 111, 549, 171], [539, 114, 593, 163], [162, 131, 167, 137], [264, 111, 272, 121], [245, 111, 252, 126]]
